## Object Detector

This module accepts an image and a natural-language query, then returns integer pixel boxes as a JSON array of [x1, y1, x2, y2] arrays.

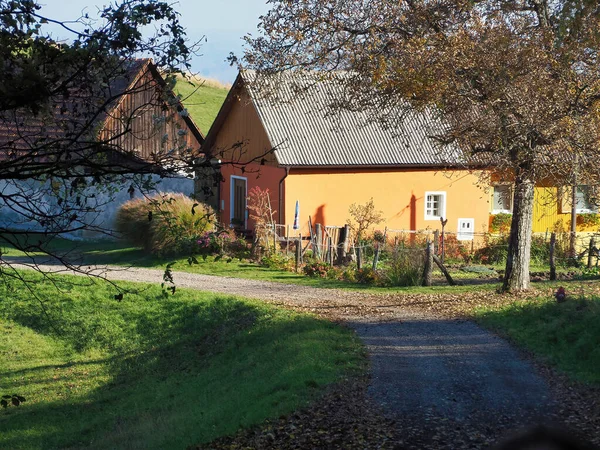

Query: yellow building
[[489, 182, 599, 234]]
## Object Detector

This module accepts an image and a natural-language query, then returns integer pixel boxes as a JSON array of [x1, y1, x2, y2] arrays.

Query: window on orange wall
[[492, 184, 512, 213], [424, 191, 446, 220]]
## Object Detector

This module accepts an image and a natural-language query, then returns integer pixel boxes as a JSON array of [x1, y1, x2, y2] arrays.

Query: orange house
[[200, 70, 491, 237]]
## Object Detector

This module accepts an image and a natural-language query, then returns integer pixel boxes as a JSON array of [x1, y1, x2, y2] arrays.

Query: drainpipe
[[278, 166, 290, 224]]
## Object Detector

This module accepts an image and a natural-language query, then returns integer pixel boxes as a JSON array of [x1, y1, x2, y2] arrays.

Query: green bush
[[490, 213, 512, 234], [113, 197, 153, 249], [261, 253, 294, 270], [196, 228, 249, 259], [115, 193, 215, 256], [303, 261, 332, 278], [355, 267, 379, 285], [384, 246, 424, 286], [474, 234, 550, 265]]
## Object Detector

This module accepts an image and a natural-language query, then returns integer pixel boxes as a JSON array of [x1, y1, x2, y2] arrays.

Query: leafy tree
[[347, 198, 384, 244], [241, 0, 600, 291], [0, 0, 203, 280]]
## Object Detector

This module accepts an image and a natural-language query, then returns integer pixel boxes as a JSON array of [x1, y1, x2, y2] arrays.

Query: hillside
[[175, 75, 230, 136]]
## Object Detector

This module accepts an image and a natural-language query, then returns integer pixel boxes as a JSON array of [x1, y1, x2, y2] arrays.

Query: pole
[[423, 240, 433, 286], [550, 232, 556, 281]]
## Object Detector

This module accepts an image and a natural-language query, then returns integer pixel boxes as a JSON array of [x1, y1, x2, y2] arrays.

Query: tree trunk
[[502, 173, 535, 292]]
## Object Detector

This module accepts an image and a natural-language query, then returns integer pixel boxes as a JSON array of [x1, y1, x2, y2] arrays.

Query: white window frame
[[424, 191, 447, 221], [457, 218, 475, 241], [575, 185, 598, 214], [492, 184, 513, 214], [230, 175, 248, 228]]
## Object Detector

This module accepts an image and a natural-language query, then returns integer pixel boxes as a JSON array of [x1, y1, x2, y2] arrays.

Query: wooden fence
[[263, 219, 600, 286]]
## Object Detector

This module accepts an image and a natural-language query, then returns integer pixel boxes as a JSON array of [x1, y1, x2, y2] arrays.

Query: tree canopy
[[242, 0, 600, 291], [0, 0, 200, 279]]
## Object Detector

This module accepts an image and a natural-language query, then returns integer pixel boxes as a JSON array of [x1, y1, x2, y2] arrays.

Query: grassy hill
[[0, 272, 363, 449], [175, 75, 230, 136]]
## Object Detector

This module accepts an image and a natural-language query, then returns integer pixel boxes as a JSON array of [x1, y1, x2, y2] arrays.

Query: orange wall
[[219, 163, 285, 228], [283, 168, 489, 235]]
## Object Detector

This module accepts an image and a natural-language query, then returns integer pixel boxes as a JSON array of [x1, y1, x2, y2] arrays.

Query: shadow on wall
[[390, 192, 419, 235], [313, 204, 326, 227], [410, 194, 417, 232]]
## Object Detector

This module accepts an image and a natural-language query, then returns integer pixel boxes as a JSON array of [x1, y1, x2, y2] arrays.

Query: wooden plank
[[423, 240, 433, 286], [432, 254, 456, 286], [550, 232, 557, 281], [315, 223, 323, 260]]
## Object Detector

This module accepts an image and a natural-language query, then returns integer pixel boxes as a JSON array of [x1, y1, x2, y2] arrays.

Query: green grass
[[2, 236, 497, 293], [0, 272, 363, 449], [474, 295, 600, 384], [174, 77, 228, 135]]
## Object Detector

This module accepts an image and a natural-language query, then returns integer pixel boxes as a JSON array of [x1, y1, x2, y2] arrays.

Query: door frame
[[230, 175, 248, 228]]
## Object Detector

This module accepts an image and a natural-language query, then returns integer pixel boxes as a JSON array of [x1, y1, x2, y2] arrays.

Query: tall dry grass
[[115, 193, 215, 255]]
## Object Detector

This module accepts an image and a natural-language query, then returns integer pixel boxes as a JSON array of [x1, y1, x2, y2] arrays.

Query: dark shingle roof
[[241, 70, 463, 168]]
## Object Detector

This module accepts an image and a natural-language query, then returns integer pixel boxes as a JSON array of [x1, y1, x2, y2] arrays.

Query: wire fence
[[265, 222, 600, 275]]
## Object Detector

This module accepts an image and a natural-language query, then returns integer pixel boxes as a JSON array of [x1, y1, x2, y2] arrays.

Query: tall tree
[[241, 0, 600, 291], [0, 0, 203, 279]]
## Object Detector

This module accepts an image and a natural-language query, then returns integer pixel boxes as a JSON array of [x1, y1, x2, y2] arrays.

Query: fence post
[[328, 237, 334, 266], [315, 223, 323, 260], [336, 225, 348, 266], [356, 245, 362, 270], [344, 224, 350, 252], [440, 218, 448, 263], [433, 230, 439, 255], [588, 237, 595, 269], [423, 240, 433, 286], [295, 238, 301, 273], [549, 232, 556, 281], [372, 243, 380, 271], [286, 224, 290, 256]]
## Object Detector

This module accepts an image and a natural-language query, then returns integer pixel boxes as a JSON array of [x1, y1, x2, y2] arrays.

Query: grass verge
[[2, 236, 503, 294], [0, 272, 363, 449], [474, 294, 600, 384]]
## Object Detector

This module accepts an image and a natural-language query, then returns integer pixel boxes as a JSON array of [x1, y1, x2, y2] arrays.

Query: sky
[[38, 0, 271, 84]]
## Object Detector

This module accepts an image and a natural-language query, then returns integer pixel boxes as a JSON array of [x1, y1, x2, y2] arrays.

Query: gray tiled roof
[[241, 70, 463, 168]]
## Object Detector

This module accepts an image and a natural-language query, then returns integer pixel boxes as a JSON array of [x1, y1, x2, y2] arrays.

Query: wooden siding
[[210, 88, 278, 166], [99, 69, 201, 161]]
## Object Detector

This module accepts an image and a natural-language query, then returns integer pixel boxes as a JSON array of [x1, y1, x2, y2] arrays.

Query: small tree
[[347, 198, 384, 243], [247, 187, 276, 256]]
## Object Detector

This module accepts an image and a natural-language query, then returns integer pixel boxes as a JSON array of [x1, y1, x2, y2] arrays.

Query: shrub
[[114, 197, 153, 249], [195, 228, 249, 259], [440, 234, 474, 264], [474, 234, 550, 265], [577, 213, 600, 228], [490, 213, 512, 234], [116, 193, 215, 256], [303, 261, 331, 278], [384, 246, 424, 286], [355, 267, 379, 285], [247, 187, 276, 255], [261, 253, 294, 271], [339, 267, 357, 283]]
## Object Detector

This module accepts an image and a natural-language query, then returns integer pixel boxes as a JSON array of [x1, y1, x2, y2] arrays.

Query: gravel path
[[8, 261, 561, 447]]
